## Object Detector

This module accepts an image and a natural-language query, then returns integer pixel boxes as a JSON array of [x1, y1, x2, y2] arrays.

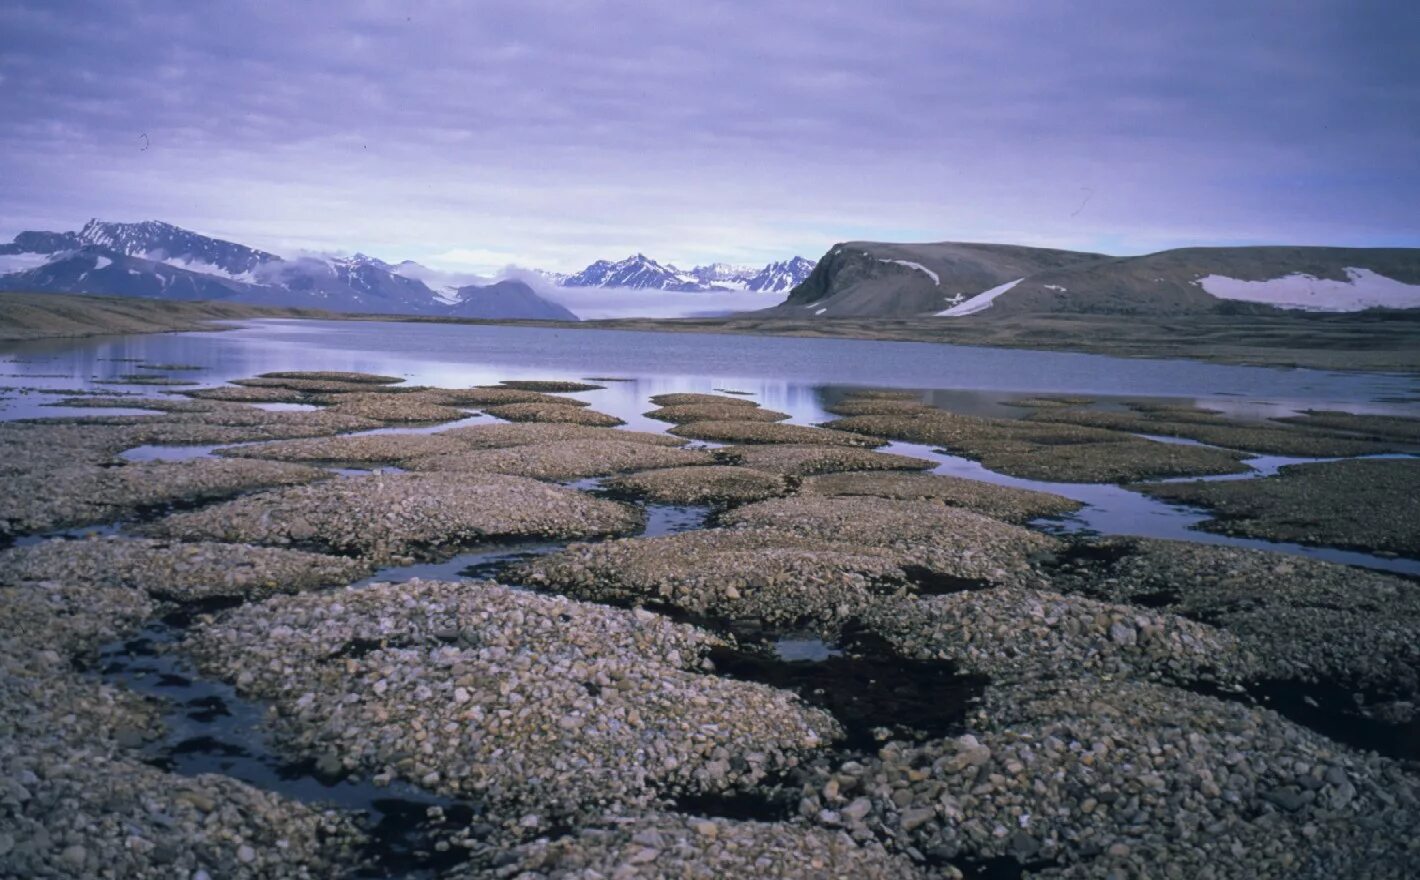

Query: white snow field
[[935, 278, 1024, 317], [1197, 268, 1420, 312]]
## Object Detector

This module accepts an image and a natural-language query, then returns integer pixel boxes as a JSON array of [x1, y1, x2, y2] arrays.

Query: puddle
[[95, 622, 485, 877], [121, 443, 223, 462], [706, 641, 987, 751]]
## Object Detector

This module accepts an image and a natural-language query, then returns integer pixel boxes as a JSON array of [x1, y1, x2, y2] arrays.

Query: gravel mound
[[794, 679, 1420, 878], [646, 404, 790, 424], [649, 393, 759, 408], [1276, 410, 1420, 444], [801, 472, 1081, 523], [185, 580, 840, 823], [822, 398, 932, 416], [825, 411, 1251, 482], [0, 579, 155, 659], [319, 391, 469, 423], [1049, 536, 1420, 693], [478, 813, 929, 880], [403, 439, 715, 481], [1132, 458, 1420, 557], [603, 465, 790, 505], [509, 528, 909, 630], [187, 384, 317, 403], [1, 458, 328, 537], [857, 587, 1256, 685], [0, 536, 366, 603], [1028, 405, 1404, 457], [233, 376, 422, 393], [0, 743, 366, 879], [492, 380, 604, 392], [142, 472, 641, 562], [440, 422, 687, 448], [714, 444, 936, 476], [671, 421, 882, 447], [721, 496, 1060, 588], [482, 402, 625, 427], [424, 387, 588, 406], [260, 370, 402, 384], [218, 431, 472, 466]]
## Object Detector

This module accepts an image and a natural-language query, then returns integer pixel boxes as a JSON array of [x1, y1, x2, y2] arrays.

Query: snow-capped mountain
[[75, 219, 280, 280], [562, 254, 707, 292], [0, 220, 574, 319], [745, 256, 817, 292], [561, 254, 816, 292]]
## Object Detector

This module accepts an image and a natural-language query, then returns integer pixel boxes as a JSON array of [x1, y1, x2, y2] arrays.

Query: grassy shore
[[0, 291, 332, 342]]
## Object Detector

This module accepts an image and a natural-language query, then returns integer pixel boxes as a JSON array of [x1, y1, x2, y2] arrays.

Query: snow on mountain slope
[[935, 278, 1024, 316], [1196, 268, 1420, 311]]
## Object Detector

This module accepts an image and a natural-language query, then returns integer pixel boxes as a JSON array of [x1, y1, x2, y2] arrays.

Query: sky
[[1, 0, 1417, 274]]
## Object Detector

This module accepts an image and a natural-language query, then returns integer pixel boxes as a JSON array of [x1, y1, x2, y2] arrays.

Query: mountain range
[[0, 220, 814, 320], [776, 241, 1420, 318]]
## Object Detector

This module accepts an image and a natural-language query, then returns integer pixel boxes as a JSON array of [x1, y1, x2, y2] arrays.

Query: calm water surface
[[3, 318, 1418, 574]]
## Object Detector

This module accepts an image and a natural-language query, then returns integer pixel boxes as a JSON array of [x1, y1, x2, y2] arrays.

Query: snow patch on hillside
[[935, 278, 1024, 317], [882, 259, 940, 285], [1197, 268, 1420, 312]]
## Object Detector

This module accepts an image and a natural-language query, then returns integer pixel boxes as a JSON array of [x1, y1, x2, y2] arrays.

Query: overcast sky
[[1, 0, 1416, 273]]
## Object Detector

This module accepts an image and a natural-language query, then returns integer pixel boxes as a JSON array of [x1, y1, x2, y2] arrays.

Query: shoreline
[[6, 290, 1420, 376]]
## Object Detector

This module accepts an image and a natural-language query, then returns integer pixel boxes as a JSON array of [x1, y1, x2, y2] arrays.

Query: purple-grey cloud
[[1, 0, 1417, 273]]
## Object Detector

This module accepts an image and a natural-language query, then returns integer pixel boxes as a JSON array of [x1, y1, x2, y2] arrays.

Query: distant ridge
[[774, 241, 1420, 318]]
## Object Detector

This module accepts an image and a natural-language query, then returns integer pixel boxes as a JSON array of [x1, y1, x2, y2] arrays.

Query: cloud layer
[[2, 0, 1417, 271]]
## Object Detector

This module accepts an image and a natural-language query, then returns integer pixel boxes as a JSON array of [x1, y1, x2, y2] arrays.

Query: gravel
[[403, 439, 716, 481], [793, 678, 1420, 878], [800, 471, 1081, 523], [424, 387, 590, 406], [1028, 406, 1405, 457], [857, 587, 1257, 686], [671, 421, 882, 447], [1132, 458, 1420, 556], [185, 579, 840, 824], [713, 444, 936, 476], [646, 404, 790, 424], [482, 402, 626, 427], [509, 528, 910, 631], [1, 458, 329, 537], [439, 423, 687, 448], [649, 393, 760, 408], [318, 391, 470, 423], [492, 380, 605, 392], [603, 465, 791, 505], [259, 370, 403, 384], [477, 813, 932, 879], [720, 496, 1060, 589], [824, 411, 1252, 482], [0, 536, 367, 604], [217, 431, 474, 466], [141, 472, 642, 562], [187, 385, 317, 403], [1048, 536, 1420, 694]]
